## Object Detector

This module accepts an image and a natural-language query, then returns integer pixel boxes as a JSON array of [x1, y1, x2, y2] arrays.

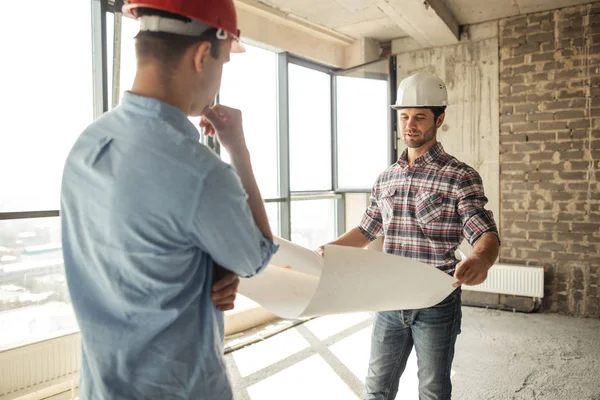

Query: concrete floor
[[225, 306, 600, 400]]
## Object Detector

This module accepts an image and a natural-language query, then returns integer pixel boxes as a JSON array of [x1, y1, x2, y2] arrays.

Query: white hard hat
[[391, 72, 448, 109]]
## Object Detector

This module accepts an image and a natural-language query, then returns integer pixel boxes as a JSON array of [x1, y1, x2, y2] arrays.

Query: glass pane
[[336, 60, 390, 190], [288, 64, 332, 192], [265, 202, 281, 237], [219, 44, 279, 198], [0, 218, 78, 350], [291, 199, 336, 251], [0, 1, 93, 212], [108, 14, 140, 108], [119, 16, 139, 103], [107, 12, 114, 108]]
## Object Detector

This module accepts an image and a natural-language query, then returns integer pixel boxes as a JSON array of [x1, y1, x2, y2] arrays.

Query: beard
[[402, 125, 437, 148]]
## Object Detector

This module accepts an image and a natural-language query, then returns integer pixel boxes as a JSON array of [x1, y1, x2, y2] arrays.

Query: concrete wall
[[499, 3, 600, 317], [395, 35, 501, 258]]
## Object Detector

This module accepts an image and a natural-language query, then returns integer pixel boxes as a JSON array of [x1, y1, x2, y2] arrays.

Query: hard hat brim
[[390, 104, 448, 109]]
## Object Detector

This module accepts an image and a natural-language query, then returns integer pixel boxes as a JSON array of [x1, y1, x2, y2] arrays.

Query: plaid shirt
[[359, 142, 499, 274]]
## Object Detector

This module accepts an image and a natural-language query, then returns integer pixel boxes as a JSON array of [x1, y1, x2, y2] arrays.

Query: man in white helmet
[[318, 72, 500, 400]]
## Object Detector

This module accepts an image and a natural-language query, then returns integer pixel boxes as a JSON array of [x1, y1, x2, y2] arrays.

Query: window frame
[[212, 51, 347, 240]]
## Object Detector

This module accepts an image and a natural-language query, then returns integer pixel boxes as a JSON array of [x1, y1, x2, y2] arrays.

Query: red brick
[[513, 66, 537, 76], [502, 56, 526, 66], [555, 110, 586, 119], [501, 114, 527, 123], [514, 103, 540, 113], [504, 16, 527, 28], [538, 121, 567, 131], [528, 32, 555, 43], [544, 100, 571, 111], [559, 171, 588, 180], [561, 27, 584, 39], [531, 52, 555, 62], [554, 69, 583, 80], [543, 61, 566, 71], [514, 43, 541, 56], [512, 122, 539, 133], [527, 93, 554, 102], [502, 95, 528, 104], [528, 132, 557, 142], [529, 171, 555, 181], [572, 223, 600, 233], [503, 37, 527, 47], [530, 152, 554, 161]]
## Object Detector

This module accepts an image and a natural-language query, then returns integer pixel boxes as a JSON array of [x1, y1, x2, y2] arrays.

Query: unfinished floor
[[225, 306, 600, 400]]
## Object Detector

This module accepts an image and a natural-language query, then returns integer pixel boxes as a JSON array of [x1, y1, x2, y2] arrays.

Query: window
[[336, 60, 391, 191], [0, 0, 94, 212], [265, 202, 281, 237], [107, 14, 138, 108], [0, 0, 93, 350], [288, 64, 333, 192], [219, 44, 280, 199], [0, 218, 78, 350], [291, 199, 337, 251]]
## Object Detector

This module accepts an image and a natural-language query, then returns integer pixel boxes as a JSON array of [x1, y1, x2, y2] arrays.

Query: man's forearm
[[329, 227, 371, 248], [229, 147, 273, 242], [471, 232, 500, 269]]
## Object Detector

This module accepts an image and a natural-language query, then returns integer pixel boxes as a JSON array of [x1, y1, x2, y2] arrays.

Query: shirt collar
[[119, 91, 201, 141], [397, 142, 446, 168]]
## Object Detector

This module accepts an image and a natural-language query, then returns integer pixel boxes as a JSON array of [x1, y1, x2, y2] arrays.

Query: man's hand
[[453, 256, 489, 288], [315, 245, 325, 258], [212, 265, 240, 312], [200, 105, 247, 156]]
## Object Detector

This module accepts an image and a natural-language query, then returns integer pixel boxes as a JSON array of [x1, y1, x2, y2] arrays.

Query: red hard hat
[[123, 0, 244, 52]]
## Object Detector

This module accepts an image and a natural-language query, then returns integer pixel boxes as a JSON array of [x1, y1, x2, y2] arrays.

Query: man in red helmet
[[60, 1, 278, 398]]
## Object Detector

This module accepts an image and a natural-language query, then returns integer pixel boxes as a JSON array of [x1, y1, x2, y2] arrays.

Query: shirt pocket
[[377, 187, 398, 224], [415, 191, 443, 226]]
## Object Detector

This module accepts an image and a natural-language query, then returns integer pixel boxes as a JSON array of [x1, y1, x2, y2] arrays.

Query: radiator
[[462, 263, 545, 298], [0, 333, 80, 400]]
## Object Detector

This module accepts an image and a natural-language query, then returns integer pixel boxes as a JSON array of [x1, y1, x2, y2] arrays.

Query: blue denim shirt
[[61, 92, 278, 399]]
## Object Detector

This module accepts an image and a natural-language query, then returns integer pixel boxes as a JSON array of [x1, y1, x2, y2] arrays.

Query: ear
[[192, 41, 212, 73], [436, 113, 445, 128]]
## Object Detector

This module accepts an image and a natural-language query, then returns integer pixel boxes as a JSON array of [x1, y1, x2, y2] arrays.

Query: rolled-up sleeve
[[190, 164, 278, 278], [358, 178, 384, 241], [456, 169, 500, 247]]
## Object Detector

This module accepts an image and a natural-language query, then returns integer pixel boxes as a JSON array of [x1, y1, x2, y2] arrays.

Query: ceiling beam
[[234, 0, 352, 67], [235, 0, 355, 46], [374, 0, 460, 48]]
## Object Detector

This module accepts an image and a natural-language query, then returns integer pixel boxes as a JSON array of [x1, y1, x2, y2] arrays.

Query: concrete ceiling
[[256, 0, 595, 44], [257, 0, 407, 41], [446, 0, 596, 25]]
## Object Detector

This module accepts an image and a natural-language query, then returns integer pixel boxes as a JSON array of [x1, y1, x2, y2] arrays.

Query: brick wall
[[499, 3, 600, 316]]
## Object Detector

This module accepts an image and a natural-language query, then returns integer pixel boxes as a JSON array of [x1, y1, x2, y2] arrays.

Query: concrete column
[[344, 38, 382, 68]]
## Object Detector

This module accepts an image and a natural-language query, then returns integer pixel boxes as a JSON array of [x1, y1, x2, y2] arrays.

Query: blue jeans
[[364, 289, 462, 400]]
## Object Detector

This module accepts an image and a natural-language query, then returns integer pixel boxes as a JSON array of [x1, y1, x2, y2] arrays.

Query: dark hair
[[134, 8, 221, 71], [429, 106, 447, 122]]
